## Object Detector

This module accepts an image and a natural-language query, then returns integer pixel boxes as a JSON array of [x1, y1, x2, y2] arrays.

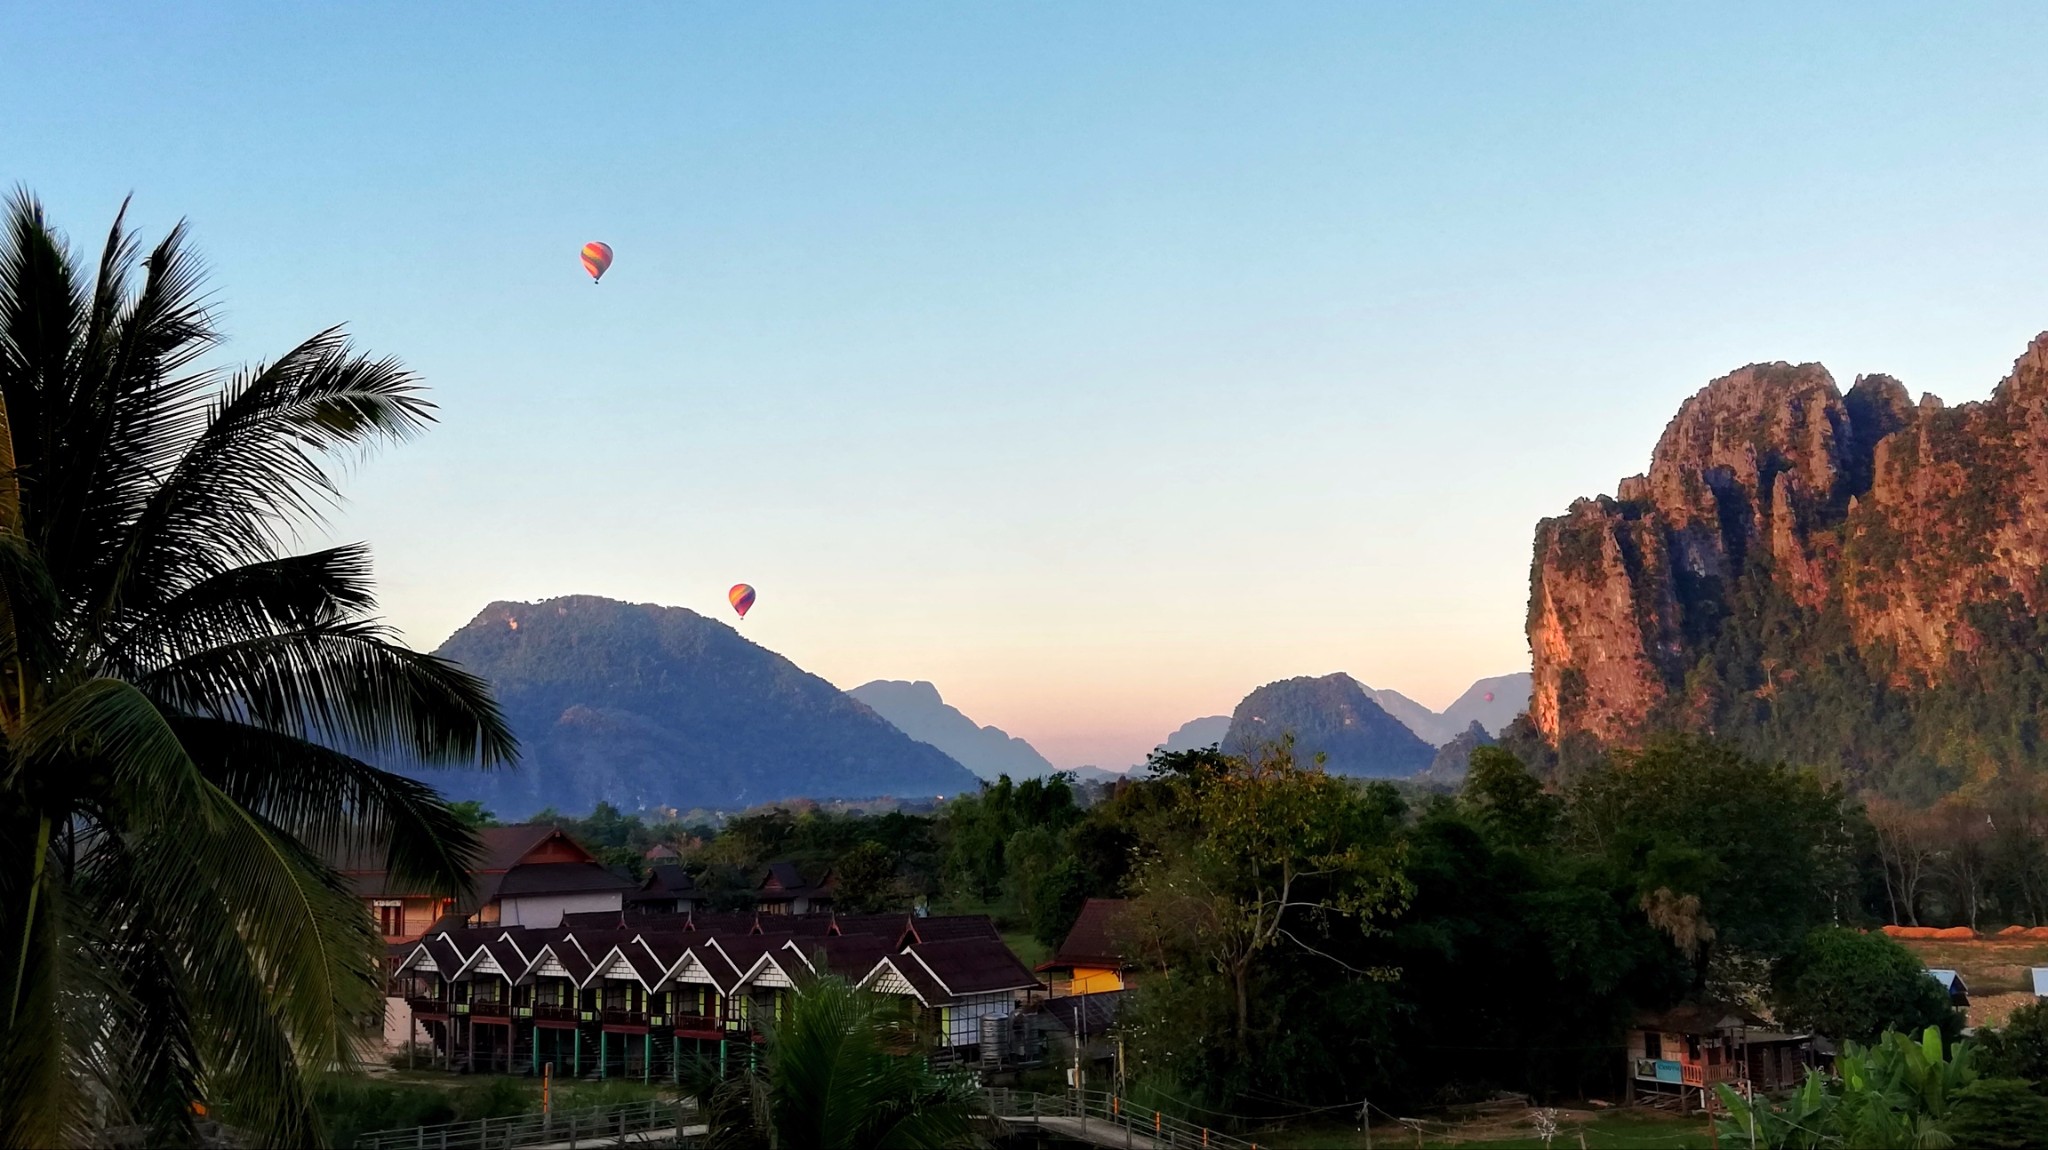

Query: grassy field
[[1896, 936, 2048, 1027], [1251, 1107, 1713, 1149], [1003, 930, 1052, 970]]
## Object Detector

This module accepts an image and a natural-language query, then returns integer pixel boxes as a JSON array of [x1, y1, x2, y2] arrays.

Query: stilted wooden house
[[1626, 1003, 1816, 1111]]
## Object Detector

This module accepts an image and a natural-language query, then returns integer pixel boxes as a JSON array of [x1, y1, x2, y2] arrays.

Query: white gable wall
[[500, 891, 622, 928]]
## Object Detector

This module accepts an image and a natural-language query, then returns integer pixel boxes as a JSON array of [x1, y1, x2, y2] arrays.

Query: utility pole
[[1074, 1004, 1086, 1134], [1360, 1096, 1371, 1149]]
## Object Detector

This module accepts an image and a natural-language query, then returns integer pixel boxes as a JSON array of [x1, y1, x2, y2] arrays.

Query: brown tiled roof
[[561, 909, 632, 930], [476, 825, 592, 871], [342, 825, 603, 906], [496, 862, 635, 897], [1635, 1002, 1765, 1035], [790, 934, 894, 980], [522, 941, 594, 984], [762, 862, 808, 891], [868, 953, 951, 1006], [675, 911, 763, 934], [830, 913, 916, 943], [906, 937, 1043, 997], [628, 865, 696, 903], [757, 861, 836, 898], [1043, 899, 1128, 970], [906, 915, 1000, 944]]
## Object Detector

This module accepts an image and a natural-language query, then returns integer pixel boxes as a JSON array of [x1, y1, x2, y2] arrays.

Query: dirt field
[[1896, 937, 2048, 1027]]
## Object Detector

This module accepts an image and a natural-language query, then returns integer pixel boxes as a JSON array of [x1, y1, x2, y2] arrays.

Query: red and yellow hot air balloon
[[729, 584, 756, 619], [1483, 691, 1495, 703], [580, 241, 613, 283]]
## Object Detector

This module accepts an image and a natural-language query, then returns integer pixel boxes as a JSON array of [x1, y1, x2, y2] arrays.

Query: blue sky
[[8, 3, 2048, 766]]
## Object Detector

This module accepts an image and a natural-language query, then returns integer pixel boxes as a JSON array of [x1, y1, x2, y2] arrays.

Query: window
[[1644, 1032, 1662, 1060], [376, 905, 403, 937]]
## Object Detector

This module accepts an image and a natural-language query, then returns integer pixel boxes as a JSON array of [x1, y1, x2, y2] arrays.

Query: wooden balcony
[[673, 1013, 722, 1035], [469, 1000, 509, 1018], [600, 1008, 648, 1028], [532, 1003, 579, 1023], [405, 996, 449, 1017], [1682, 1061, 1736, 1087]]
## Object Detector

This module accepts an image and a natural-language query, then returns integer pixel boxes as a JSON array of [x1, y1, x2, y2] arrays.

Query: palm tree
[[0, 192, 513, 1147], [686, 977, 986, 1149]]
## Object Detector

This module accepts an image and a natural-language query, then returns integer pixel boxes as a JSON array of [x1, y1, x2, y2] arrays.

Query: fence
[[356, 1087, 1258, 1150], [984, 1088, 1261, 1149], [354, 1099, 692, 1150]]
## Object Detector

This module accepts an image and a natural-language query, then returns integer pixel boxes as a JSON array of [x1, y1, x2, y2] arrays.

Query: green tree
[[1772, 926, 1961, 1045], [0, 194, 513, 1147], [685, 977, 983, 1148], [1977, 1000, 2048, 1092], [1461, 745, 1560, 848], [1566, 735, 1848, 987], [1122, 738, 1410, 1056], [1946, 1078, 2048, 1149], [834, 840, 899, 914], [448, 800, 500, 829]]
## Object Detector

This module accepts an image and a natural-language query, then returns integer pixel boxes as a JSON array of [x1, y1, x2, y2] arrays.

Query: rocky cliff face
[[1529, 333, 2048, 794]]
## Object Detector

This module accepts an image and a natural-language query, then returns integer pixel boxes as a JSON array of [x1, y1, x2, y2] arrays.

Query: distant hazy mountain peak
[[847, 679, 1056, 782], [1222, 673, 1434, 778]]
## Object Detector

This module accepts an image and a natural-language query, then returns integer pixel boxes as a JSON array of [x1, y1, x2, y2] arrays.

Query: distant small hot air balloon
[[1483, 691, 1495, 703], [581, 241, 614, 283], [729, 584, 756, 619]]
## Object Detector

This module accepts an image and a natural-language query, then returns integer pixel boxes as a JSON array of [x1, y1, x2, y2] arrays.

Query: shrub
[[1771, 926, 1960, 1045], [1977, 1000, 2048, 1093], [1944, 1078, 2048, 1149]]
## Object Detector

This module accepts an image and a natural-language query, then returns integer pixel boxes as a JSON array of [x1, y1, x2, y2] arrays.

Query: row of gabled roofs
[[394, 911, 1041, 1008]]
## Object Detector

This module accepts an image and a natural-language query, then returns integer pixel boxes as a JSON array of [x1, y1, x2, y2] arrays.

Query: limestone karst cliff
[[1527, 332, 2048, 795]]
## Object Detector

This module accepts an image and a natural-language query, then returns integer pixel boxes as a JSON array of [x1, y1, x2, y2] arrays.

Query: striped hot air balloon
[[729, 584, 756, 619], [580, 241, 613, 283]]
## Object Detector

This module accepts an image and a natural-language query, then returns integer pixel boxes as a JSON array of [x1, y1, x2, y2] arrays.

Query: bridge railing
[[353, 1098, 691, 1150], [983, 1088, 1260, 1149]]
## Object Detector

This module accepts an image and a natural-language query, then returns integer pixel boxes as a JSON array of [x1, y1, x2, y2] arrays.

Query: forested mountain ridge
[[423, 596, 980, 816], [1222, 673, 1436, 777], [1528, 331, 2048, 796]]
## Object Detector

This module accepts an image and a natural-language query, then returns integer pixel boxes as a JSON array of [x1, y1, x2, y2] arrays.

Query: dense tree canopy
[[1770, 926, 1960, 1046]]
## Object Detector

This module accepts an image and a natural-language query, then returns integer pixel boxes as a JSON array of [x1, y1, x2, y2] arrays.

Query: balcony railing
[[532, 1003, 579, 1023], [599, 1008, 648, 1027], [1683, 1062, 1736, 1087], [469, 1000, 509, 1018], [406, 996, 449, 1016], [673, 1013, 721, 1034]]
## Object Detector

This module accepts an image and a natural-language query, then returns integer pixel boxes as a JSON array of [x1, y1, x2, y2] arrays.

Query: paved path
[[524, 1123, 706, 1148], [1001, 1113, 1162, 1149]]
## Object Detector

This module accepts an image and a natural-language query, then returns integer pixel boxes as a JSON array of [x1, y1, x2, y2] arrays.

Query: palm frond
[[141, 620, 514, 767], [172, 714, 482, 896], [100, 545, 379, 674], [103, 330, 434, 612]]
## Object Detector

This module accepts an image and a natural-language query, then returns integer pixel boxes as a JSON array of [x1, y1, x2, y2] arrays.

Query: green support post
[[644, 1032, 651, 1083], [719, 1038, 727, 1078], [532, 1028, 540, 1077], [573, 1030, 581, 1080], [600, 1030, 608, 1079]]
